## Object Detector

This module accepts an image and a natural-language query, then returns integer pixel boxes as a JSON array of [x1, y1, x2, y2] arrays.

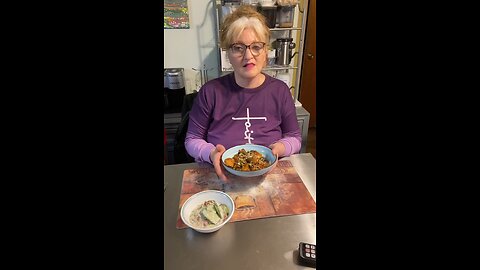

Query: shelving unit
[[214, 0, 309, 102]]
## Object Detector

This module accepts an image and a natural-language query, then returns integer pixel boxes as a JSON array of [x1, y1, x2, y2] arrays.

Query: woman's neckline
[[231, 72, 268, 90]]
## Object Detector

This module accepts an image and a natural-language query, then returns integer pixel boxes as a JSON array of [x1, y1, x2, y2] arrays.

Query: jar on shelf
[[258, 5, 277, 28], [276, 4, 295, 28]]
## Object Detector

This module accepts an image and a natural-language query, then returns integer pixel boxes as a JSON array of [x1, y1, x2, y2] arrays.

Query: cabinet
[[214, 0, 310, 102], [164, 106, 310, 164]]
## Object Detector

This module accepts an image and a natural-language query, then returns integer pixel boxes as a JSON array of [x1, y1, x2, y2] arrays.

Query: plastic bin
[[277, 5, 295, 28]]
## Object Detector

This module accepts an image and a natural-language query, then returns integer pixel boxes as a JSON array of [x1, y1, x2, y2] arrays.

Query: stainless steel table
[[164, 153, 316, 270]]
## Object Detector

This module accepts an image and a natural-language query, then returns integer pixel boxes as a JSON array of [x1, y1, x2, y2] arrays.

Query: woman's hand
[[269, 142, 286, 158], [210, 144, 228, 181]]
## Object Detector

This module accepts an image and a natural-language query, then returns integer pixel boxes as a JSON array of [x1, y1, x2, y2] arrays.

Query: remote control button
[[305, 244, 310, 248], [311, 245, 315, 250], [305, 248, 310, 253], [311, 254, 315, 258], [311, 250, 315, 254], [305, 253, 310, 257]]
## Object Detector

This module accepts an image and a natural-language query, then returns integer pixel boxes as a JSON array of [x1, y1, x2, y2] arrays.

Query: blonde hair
[[220, 5, 270, 50]]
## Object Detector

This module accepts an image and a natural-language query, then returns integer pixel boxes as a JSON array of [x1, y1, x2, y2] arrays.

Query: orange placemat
[[175, 160, 316, 229]]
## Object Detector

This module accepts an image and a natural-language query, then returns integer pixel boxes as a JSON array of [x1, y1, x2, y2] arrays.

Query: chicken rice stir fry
[[224, 149, 270, 171]]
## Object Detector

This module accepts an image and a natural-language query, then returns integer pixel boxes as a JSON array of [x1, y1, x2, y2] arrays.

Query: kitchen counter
[[164, 153, 316, 270]]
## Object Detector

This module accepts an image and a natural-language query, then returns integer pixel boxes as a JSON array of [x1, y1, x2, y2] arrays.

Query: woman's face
[[227, 28, 267, 81]]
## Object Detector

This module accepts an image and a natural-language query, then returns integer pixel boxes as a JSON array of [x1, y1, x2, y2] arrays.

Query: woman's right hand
[[210, 144, 228, 181]]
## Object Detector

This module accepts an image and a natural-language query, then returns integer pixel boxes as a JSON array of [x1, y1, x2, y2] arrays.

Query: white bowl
[[221, 144, 278, 177], [180, 190, 235, 233]]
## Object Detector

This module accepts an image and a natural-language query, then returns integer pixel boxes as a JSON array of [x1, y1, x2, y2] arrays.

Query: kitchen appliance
[[275, 38, 297, 66], [164, 68, 186, 114]]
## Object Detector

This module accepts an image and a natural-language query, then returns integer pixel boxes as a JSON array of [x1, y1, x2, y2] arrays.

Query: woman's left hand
[[210, 144, 228, 181], [269, 142, 285, 158]]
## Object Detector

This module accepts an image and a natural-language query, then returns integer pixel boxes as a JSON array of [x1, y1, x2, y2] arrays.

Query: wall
[[164, 0, 307, 98], [164, 0, 220, 94]]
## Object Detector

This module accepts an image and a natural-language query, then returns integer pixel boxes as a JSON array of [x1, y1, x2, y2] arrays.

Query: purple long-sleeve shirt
[[185, 72, 302, 164]]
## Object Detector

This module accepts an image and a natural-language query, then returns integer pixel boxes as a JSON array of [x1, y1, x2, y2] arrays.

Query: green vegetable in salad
[[189, 200, 230, 228]]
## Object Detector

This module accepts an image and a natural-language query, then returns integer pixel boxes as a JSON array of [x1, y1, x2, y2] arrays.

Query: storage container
[[258, 5, 277, 28], [276, 5, 295, 28]]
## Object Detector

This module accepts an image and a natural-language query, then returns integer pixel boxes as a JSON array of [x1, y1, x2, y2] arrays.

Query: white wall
[[164, 0, 220, 94]]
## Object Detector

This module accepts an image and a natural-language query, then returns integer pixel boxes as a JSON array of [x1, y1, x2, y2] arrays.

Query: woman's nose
[[243, 47, 254, 59]]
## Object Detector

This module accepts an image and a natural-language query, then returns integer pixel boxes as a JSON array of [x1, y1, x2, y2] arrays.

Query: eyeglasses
[[229, 42, 266, 57]]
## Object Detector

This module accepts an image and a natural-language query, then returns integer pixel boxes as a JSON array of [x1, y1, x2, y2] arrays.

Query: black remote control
[[298, 242, 316, 268]]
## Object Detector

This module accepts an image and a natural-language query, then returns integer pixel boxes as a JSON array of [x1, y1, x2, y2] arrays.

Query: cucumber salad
[[189, 200, 230, 228]]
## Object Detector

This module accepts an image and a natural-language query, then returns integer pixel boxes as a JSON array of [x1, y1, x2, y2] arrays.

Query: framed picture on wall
[[164, 0, 190, 29]]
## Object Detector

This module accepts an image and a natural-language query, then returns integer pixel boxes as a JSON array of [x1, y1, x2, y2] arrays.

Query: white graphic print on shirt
[[232, 107, 267, 144]]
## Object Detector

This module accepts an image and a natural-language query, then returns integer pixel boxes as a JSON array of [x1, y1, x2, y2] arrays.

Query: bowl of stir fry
[[180, 190, 235, 233], [222, 144, 278, 177]]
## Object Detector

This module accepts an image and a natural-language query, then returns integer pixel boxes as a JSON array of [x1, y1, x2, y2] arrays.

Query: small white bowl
[[221, 144, 278, 177], [180, 190, 235, 233]]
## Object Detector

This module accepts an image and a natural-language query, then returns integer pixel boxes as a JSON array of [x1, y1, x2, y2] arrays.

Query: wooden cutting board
[[176, 160, 316, 229]]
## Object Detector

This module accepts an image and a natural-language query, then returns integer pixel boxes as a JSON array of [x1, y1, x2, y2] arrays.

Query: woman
[[185, 5, 302, 180]]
